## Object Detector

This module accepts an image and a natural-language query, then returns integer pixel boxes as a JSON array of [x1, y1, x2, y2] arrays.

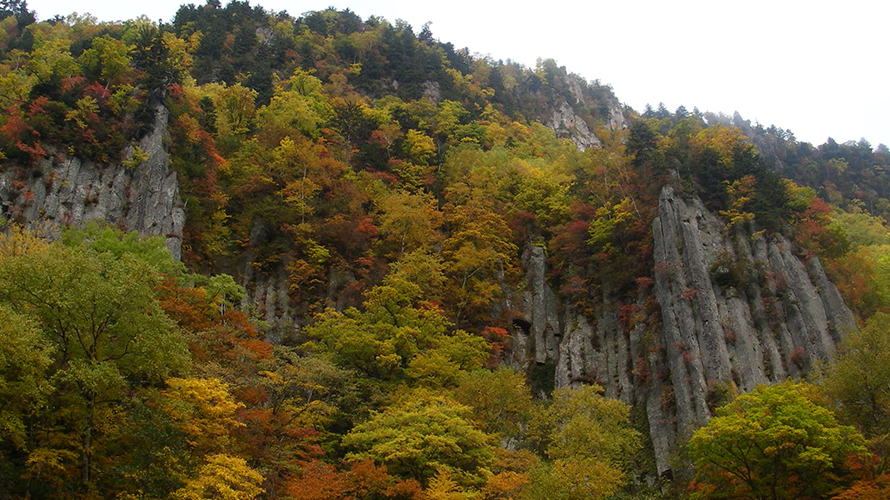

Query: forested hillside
[[2, 1, 890, 499]]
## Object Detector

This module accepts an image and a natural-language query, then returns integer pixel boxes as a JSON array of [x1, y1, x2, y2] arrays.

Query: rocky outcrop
[[537, 73, 627, 151], [511, 185, 858, 475], [511, 245, 563, 366], [0, 105, 185, 259], [2, 97, 855, 477], [546, 101, 601, 150], [242, 261, 299, 344], [422, 80, 441, 103], [608, 103, 628, 132], [645, 188, 856, 466], [236, 220, 301, 344], [544, 97, 627, 151]]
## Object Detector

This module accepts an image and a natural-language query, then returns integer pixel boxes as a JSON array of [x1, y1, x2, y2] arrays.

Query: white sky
[[25, 0, 890, 147]]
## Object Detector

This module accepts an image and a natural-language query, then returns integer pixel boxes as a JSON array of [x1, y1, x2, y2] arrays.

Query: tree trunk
[[81, 393, 95, 488]]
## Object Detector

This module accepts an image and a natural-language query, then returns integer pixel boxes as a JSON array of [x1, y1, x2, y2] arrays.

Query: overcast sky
[[26, 0, 890, 147]]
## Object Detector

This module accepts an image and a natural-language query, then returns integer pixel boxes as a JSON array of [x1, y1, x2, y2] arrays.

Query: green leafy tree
[[522, 458, 623, 500], [0, 304, 53, 449], [305, 284, 448, 381], [256, 70, 332, 144], [342, 391, 496, 486], [385, 249, 447, 304], [524, 385, 641, 500], [452, 367, 534, 446], [305, 254, 487, 386], [61, 222, 186, 278], [824, 312, 890, 467], [173, 453, 264, 500], [26, 33, 80, 85], [441, 203, 518, 327], [0, 228, 190, 494], [78, 34, 132, 86], [212, 83, 258, 153], [536, 385, 640, 466], [405, 330, 489, 388], [377, 190, 443, 256], [687, 381, 868, 500]]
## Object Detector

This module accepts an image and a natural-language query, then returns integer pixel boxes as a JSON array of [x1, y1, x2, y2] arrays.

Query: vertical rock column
[[124, 105, 186, 260]]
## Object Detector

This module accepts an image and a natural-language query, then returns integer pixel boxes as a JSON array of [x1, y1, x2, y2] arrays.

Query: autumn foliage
[[4, 3, 890, 500]]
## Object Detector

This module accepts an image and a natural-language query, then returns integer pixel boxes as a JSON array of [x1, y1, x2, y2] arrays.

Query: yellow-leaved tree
[[173, 454, 264, 500], [525, 385, 641, 500]]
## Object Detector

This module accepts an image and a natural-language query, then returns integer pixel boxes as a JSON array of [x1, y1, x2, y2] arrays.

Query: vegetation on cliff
[[2, 1, 890, 498]]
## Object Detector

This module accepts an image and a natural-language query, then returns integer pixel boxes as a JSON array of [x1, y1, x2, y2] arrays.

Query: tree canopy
[[687, 381, 868, 500]]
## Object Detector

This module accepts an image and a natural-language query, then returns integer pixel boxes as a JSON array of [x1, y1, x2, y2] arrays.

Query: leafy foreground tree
[[173, 453, 264, 500], [343, 390, 495, 487], [0, 228, 191, 496], [687, 381, 868, 500], [821, 312, 890, 499], [824, 312, 890, 444], [524, 385, 642, 500], [0, 226, 270, 500]]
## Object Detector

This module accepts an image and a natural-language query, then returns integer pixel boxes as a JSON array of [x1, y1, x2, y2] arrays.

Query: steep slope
[[510, 185, 858, 473]]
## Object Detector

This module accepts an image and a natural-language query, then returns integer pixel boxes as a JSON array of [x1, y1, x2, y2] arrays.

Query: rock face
[[237, 220, 301, 344], [546, 101, 602, 150], [539, 74, 627, 151], [510, 185, 858, 474], [0, 106, 185, 259], [514, 245, 563, 365]]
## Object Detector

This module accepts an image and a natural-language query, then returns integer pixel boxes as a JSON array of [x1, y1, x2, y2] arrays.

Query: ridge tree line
[[2, 1, 890, 498]]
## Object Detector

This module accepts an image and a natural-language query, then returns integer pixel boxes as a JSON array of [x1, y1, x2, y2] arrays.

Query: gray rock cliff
[[546, 101, 602, 151], [2, 100, 857, 476], [537, 74, 627, 151], [544, 95, 627, 151], [510, 185, 858, 475], [0, 105, 185, 259]]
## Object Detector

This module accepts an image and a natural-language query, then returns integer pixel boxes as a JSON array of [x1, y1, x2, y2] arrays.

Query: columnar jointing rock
[[515, 185, 858, 476], [646, 186, 856, 473], [123, 106, 186, 260], [0, 105, 185, 260], [242, 262, 296, 345], [521, 245, 562, 364]]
